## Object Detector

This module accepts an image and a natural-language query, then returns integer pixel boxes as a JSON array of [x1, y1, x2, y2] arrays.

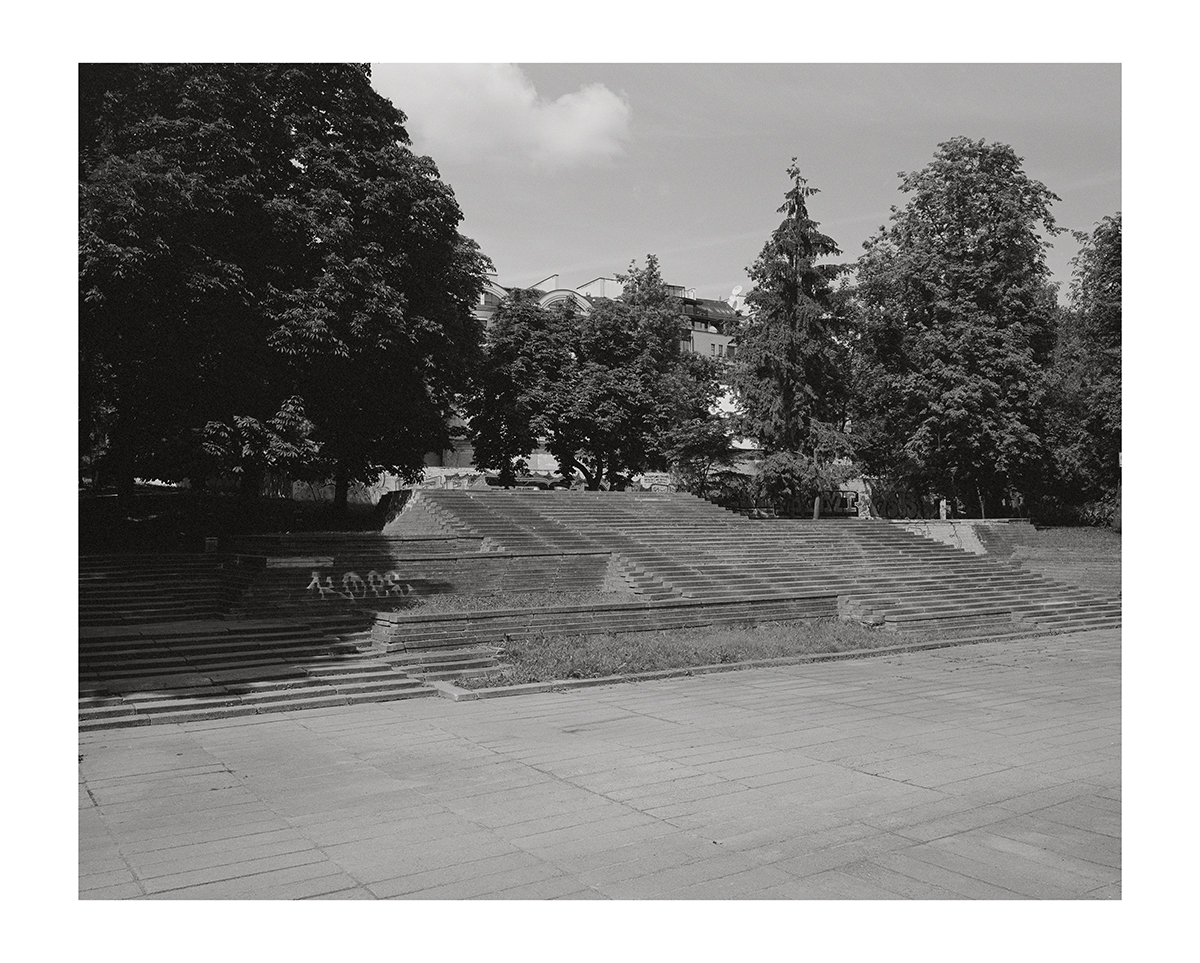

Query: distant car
[[484, 474, 560, 490]]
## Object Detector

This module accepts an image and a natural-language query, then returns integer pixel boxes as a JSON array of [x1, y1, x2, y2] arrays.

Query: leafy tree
[[466, 289, 571, 485], [1042, 213, 1121, 521], [851, 137, 1062, 517], [198, 396, 321, 499], [732, 161, 850, 456], [468, 256, 728, 490], [80, 63, 490, 508], [542, 257, 691, 489], [81, 64, 292, 495], [661, 347, 736, 495], [263, 65, 490, 507], [753, 451, 856, 516]]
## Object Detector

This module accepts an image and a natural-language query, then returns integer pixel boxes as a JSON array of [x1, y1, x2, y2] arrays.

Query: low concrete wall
[[895, 518, 1037, 556], [237, 550, 614, 613], [228, 533, 487, 556], [371, 593, 839, 652], [893, 520, 988, 554]]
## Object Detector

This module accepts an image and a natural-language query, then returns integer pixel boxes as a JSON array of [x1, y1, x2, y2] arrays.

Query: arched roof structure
[[536, 289, 593, 314]]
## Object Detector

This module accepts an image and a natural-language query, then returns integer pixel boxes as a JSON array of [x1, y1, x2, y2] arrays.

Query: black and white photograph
[[35, 4, 1183, 949]]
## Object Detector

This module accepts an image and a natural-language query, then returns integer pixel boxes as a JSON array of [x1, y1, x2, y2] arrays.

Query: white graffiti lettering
[[383, 571, 412, 596], [340, 572, 367, 600], [306, 570, 413, 601], [305, 571, 338, 599]]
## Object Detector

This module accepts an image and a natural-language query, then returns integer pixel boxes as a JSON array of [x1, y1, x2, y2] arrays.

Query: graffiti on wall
[[637, 472, 676, 493], [867, 492, 938, 520], [306, 570, 413, 601], [818, 490, 859, 516], [717, 490, 860, 517]]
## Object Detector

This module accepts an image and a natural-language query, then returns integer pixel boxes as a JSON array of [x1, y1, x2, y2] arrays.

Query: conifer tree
[[732, 161, 850, 457]]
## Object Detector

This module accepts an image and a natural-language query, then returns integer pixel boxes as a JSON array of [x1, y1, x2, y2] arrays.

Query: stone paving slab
[[79, 627, 1120, 899]]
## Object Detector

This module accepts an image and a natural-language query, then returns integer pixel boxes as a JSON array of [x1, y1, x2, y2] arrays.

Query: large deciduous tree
[[80, 63, 489, 507], [731, 161, 851, 458], [465, 289, 571, 485], [468, 257, 727, 490], [851, 137, 1061, 518], [81, 64, 293, 495], [543, 257, 691, 489], [1043, 213, 1122, 522]]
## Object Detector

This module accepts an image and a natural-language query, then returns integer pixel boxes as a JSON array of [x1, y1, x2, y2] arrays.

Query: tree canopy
[[850, 137, 1062, 517], [468, 257, 727, 490], [464, 289, 571, 485], [731, 161, 851, 458], [80, 63, 490, 505], [1042, 213, 1122, 521]]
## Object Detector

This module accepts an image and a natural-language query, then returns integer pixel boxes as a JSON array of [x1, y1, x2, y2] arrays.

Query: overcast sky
[[370, 63, 1120, 303]]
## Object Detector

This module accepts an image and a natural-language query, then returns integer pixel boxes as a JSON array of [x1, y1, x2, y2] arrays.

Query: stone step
[[413, 666, 503, 681], [78, 675, 437, 730], [385, 646, 501, 666], [403, 491, 1119, 639], [397, 655, 502, 674]]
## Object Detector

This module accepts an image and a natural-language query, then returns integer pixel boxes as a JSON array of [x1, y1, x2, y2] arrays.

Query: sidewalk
[[79, 628, 1120, 899]]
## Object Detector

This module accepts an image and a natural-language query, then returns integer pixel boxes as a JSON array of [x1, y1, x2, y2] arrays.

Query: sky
[[370, 63, 1120, 303]]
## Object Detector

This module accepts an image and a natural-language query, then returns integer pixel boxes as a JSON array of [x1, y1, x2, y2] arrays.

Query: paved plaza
[[79, 628, 1120, 899]]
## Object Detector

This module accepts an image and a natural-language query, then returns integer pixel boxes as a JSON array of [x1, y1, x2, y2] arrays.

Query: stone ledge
[[371, 595, 839, 654], [428, 627, 1075, 702], [249, 549, 613, 566], [374, 593, 835, 626]]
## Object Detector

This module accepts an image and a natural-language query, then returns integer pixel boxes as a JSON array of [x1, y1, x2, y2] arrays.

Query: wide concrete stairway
[[79, 547, 448, 730], [79, 615, 435, 731], [409, 490, 1121, 635], [79, 554, 261, 626]]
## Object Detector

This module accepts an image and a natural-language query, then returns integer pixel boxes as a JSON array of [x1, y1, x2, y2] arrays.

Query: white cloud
[[372, 64, 631, 169]]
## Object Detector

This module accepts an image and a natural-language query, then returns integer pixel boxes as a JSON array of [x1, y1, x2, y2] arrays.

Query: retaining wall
[[371, 593, 839, 653], [237, 550, 615, 614]]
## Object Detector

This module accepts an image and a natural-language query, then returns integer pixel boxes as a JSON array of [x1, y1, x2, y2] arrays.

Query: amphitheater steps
[[372, 594, 837, 653], [79, 554, 265, 627], [384, 644, 507, 681], [409, 491, 1120, 638], [79, 616, 436, 730]]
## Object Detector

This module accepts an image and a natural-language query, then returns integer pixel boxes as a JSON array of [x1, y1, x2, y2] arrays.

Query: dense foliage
[[850, 137, 1062, 518], [725, 162, 853, 510], [464, 289, 570, 485], [1041, 213, 1122, 523], [731, 161, 851, 456], [80, 63, 489, 506], [468, 257, 728, 490], [81, 73, 1120, 529]]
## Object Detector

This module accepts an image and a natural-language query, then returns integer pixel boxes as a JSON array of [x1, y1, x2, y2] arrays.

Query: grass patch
[[997, 526, 1121, 597], [395, 590, 641, 615], [980, 524, 1121, 559], [1017, 526, 1121, 556], [456, 617, 930, 689], [974, 524, 1121, 597]]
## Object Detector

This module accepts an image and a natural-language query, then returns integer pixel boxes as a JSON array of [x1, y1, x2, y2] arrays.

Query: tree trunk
[[109, 422, 137, 514], [586, 455, 603, 491], [334, 464, 350, 514], [239, 464, 264, 502], [116, 468, 136, 515]]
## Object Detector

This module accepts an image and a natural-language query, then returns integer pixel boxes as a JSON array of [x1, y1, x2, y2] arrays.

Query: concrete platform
[[79, 627, 1120, 899]]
